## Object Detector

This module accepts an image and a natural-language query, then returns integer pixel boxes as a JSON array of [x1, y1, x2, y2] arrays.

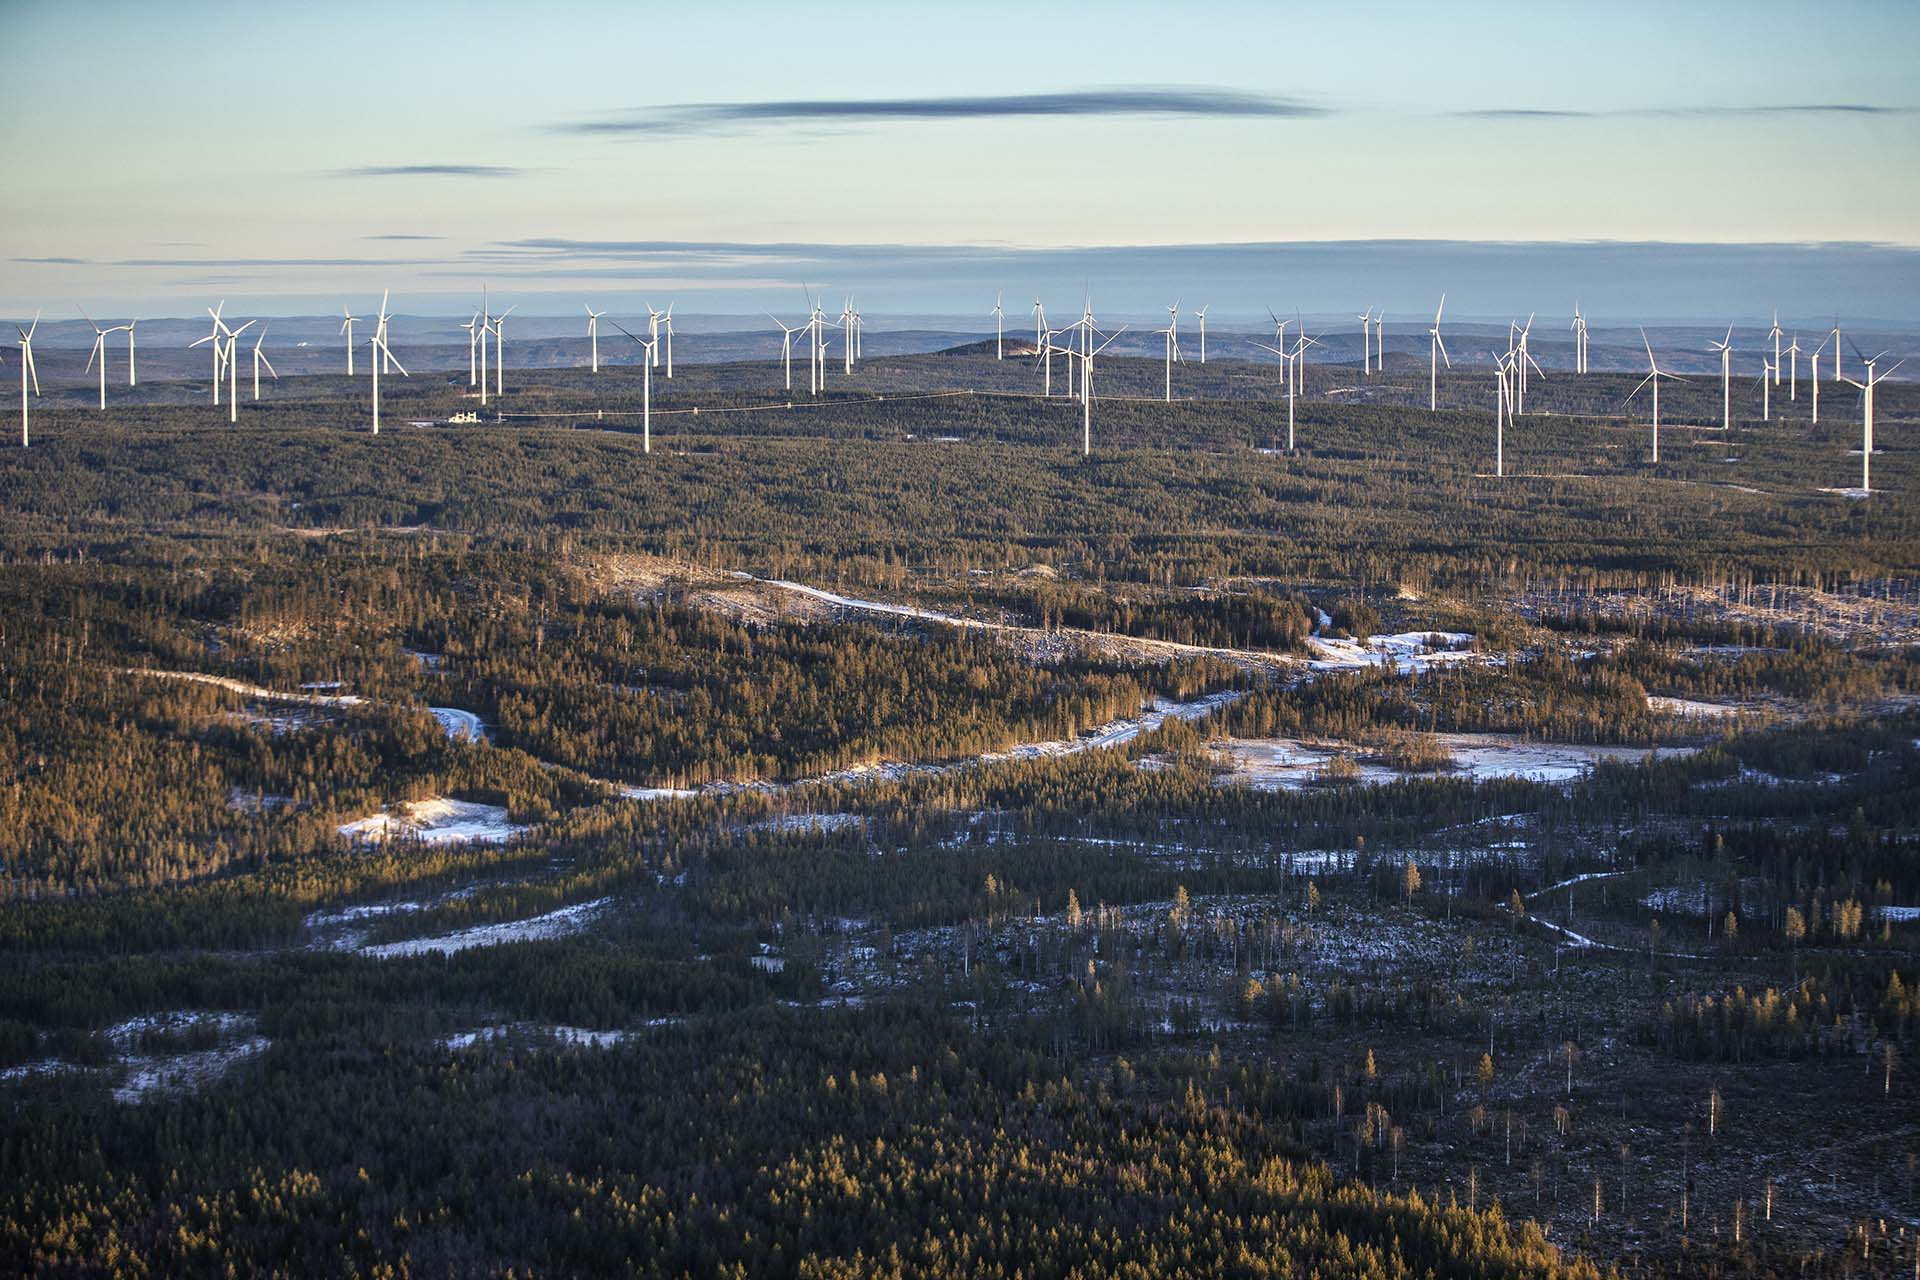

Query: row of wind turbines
[[11, 290, 1903, 491]]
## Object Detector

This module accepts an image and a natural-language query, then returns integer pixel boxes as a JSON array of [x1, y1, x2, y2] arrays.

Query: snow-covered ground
[[747, 812, 866, 836], [619, 785, 699, 802], [359, 897, 611, 959], [1307, 631, 1477, 674], [1648, 695, 1746, 719], [1213, 734, 1693, 790], [430, 707, 487, 742], [441, 1021, 676, 1051], [2, 1011, 267, 1103], [337, 798, 527, 846], [125, 669, 366, 706]]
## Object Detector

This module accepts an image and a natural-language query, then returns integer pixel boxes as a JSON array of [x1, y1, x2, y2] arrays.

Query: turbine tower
[[490, 305, 513, 399], [1626, 327, 1684, 463], [1841, 352, 1900, 493], [1357, 307, 1373, 374], [1196, 306, 1208, 365], [585, 305, 605, 374], [1373, 311, 1384, 374], [16, 313, 39, 447], [1766, 310, 1783, 385], [1427, 294, 1450, 412], [1708, 326, 1734, 432], [81, 312, 127, 412], [993, 292, 1004, 360], [1811, 332, 1832, 424], [1785, 333, 1800, 401], [1829, 319, 1843, 385], [1492, 351, 1513, 478], [611, 319, 659, 454], [1572, 304, 1589, 375]]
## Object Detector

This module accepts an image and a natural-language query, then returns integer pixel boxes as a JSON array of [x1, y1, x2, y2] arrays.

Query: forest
[[0, 378, 1914, 1277]]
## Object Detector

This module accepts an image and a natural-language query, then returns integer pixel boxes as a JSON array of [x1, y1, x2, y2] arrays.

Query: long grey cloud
[[555, 88, 1327, 136], [1455, 103, 1910, 120], [334, 164, 522, 178]]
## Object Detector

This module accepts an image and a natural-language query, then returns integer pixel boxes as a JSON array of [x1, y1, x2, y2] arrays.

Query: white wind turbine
[[221, 321, 253, 423], [1759, 356, 1775, 421], [81, 311, 128, 412], [1708, 326, 1734, 431], [1513, 314, 1542, 414], [375, 290, 394, 374], [768, 313, 805, 391], [1626, 327, 1685, 463], [198, 302, 229, 403], [662, 303, 675, 378], [1034, 324, 1073, 398], [1572, 303, 1589, 374], [1032, 299, 1046, 351], [1158, 301, 1182, 402], [1829, 319, 1843, 385], [1250, 334, 1309, 450], [1785, 332, 1801, 401], [1766, 310, 1783, 385], [16, 313, 39, 447], [368, 326, 407, 435], [1373, 311, 1385, 373], [611, 319, 659, 453], [251, 325, 277, 400], [1427, 295, 1450, 411], [340, 305, 362, 376], [458, 313, 478, 386], [1196, 306, 1208, 365], [1841, 349, 1899, 493], [1810, 332, 1831, 424], [993, 291, 1004, 360], [1287, 329, 1317, 447], [1492, 351, 1514, 477], [840, 297, 856, 376], [1077, 320, 1128, 457], [1357, 306, 1373, 374], [489, 304, 513, 399], [585, 305, 606, 374]]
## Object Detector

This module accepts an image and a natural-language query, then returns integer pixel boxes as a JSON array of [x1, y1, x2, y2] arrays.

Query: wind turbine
[[490, 304, 513, 398], [584, 304, 605, 374], [1357, 307, 1373, 374], [1032, 299, 1046, 351], [1759, 356, 1775, 421], [251, 325, 277, 400], [1841, 350, 1899, 493], [1626, 327, 1684, 463], [1811, 332, 1832, 424], [1196, 306, 1208, 364], [16, 313, 39, 447], [1514, 314, 1541, 414], [341, 305, 361, 376], [198, 303, 229, 403], [662, 302, 675, 378], [1785, 333, 1801, 401], [611, 319, 659, 453], [1708, 326, 1734, 431], [462, 313, 481, 386], [768, 313, 805, 391], [1766, 310, 1783, 385], [1158, 301, 1182, 402], [1572, 304, 1589, 374], [221, 320, 253, 423], [1078, 321, 1128, 456], [1492, 351, 1513, 477], [122, 319, 138, 387], [375, 290, 393, 374], [993, 291, 1004, 360], [81, 311, 125, 412], [1829, 319, 1843, 385], [368, 327, 407, 435], [1427, 294, 1450, 411], [1373, 311, 1385, 373], [840, 297, 857, 375]]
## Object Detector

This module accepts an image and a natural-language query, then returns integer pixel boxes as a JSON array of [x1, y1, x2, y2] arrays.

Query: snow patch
[[359, 897, 611, 958], [337, 798, 527, 846]]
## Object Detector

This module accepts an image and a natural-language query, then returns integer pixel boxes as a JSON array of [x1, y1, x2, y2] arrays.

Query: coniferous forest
[[1, 367, 1915, 1277]]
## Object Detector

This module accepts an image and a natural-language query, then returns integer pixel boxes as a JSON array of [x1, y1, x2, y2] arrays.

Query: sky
[[3, 0, 1918, 322]]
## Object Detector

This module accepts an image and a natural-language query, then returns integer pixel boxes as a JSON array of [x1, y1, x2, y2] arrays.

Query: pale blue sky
[[2, 0, 1917, 318]]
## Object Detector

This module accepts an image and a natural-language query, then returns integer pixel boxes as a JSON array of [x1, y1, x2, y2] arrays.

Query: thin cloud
[[333, 164, 522, 178], [555, 88, 1328, 136], [13, 256, 91, 264], [1455, 103, 1910, 120], [365, 233, 445, 241]]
